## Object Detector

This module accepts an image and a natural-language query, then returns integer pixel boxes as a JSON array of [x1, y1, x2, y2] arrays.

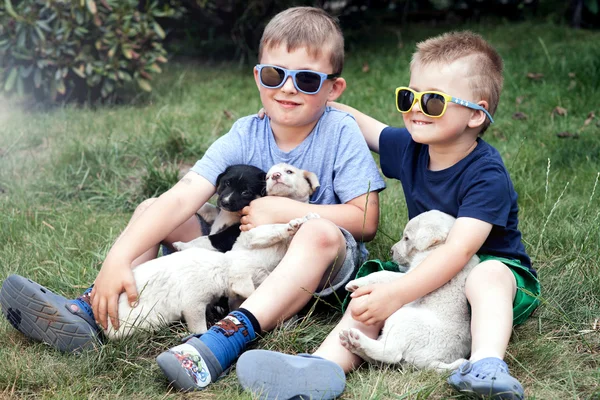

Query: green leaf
[[584, 0, 599, 14], [86, 0, 97, 15], [16, 75, 24, 96], [137, 78, 151, 92], [4, 67, 18, 92], [153, 22, 166, 39], [72, 65, 86, 78], [33, 68, 42, 88], [56, 78, 66, 95], [4, 0, 22, 21]]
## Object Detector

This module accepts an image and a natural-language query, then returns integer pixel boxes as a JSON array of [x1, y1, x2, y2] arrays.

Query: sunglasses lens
[[422, 93, 445, 116], [260, 66, 285, 87], [295, 71, 322, 93], [397, 89, 414, 112]]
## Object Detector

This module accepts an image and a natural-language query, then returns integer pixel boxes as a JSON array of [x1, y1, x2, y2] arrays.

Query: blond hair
[[258, 7, 344, 74], [411, 31, 503, 134]]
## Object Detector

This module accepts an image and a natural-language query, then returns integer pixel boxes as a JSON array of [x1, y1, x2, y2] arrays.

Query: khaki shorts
[[478, 254, 541, 326]]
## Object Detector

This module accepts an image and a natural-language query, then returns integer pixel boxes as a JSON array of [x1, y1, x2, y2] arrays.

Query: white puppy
[[105, 163, 320, 340], [339, 210, 478, 371]]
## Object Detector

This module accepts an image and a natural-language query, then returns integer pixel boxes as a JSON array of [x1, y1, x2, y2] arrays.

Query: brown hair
[[258, 7, 344, 74], [411, 31, 503, 134]]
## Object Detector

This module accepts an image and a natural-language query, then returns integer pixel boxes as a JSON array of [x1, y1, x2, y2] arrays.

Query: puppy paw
[[345, 276, 370, 292], [287, 217, 304, 233], [304, 212, 320, 220], [339, 328, 364, 353], [172, 241, 188, 251]]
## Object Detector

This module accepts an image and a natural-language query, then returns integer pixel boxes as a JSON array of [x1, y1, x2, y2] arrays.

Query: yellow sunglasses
[[395, 87, 494, 123]]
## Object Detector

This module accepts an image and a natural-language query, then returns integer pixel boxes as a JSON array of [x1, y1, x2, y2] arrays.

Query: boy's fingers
[[257, 108, 266, 118], [108, 296, 119, 331], [351, 285, 372, 297], [97, 298, 108, 330], [123, 281, 138, 308]]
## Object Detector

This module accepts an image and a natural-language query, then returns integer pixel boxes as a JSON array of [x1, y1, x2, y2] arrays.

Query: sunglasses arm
[[450, 97, 494, 124]]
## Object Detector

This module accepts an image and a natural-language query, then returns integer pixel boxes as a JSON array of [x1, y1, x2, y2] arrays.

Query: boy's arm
[[328, 101, 388, 153], [92, 171, 215, 330], [240, 191, 380, 241], [350, 217, 492, 324]]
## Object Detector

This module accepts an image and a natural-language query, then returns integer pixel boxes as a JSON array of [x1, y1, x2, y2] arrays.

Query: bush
[[0, 0, 176, 103]]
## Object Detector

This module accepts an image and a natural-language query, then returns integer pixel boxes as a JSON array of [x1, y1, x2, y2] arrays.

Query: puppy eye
[[403, 236, 409, 241], [242, 190, 252, 197], [285, 169, 293, 174], [223, 180, 230, 187]]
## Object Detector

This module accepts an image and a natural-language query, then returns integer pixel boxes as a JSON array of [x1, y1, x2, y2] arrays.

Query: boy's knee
[[465, 260, 516, 296], [295, 218, 344, 253]]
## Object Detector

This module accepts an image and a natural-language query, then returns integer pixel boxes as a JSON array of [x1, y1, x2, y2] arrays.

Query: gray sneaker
[[0, 274, 101, 352]]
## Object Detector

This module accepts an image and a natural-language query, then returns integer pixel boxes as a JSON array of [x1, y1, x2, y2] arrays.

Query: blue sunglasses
[[256, 64, 340, 94]]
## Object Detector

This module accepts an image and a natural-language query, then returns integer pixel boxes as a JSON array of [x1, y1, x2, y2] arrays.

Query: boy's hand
[[90, 262, 138, 331], [240, 196, 294, 231], [349, 282, 402, 325], [257, 108, 267, 119]]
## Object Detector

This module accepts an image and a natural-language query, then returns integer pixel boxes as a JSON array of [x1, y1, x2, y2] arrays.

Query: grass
[[1, 20, 599, 399]]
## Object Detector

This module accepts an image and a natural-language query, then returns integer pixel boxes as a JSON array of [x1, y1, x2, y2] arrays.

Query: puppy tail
[[430, 358, 468, 372]]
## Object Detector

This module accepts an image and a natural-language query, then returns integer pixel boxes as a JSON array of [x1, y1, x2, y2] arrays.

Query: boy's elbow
[[360, 220, 379, 242]]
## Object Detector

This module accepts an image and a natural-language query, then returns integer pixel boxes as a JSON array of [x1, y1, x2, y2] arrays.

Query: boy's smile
[[255, 44, 345, 147]]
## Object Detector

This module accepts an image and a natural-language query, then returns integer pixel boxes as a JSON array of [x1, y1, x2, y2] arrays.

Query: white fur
[[339, 210, 478, 371], [105, 163, 320, 339]]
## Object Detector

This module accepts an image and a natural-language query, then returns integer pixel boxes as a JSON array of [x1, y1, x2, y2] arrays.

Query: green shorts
[[478, 255, 541, 326]]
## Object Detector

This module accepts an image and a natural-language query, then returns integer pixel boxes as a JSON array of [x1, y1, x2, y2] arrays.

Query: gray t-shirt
[[191, 107, 385, 206], [191, 107, 385, 260]]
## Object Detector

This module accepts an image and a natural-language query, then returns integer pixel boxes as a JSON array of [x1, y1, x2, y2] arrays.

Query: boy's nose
[[411, 99, 422, 113], [280, 76, 297, 93]]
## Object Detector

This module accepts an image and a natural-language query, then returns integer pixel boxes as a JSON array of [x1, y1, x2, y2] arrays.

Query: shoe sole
[[0, 274, 100, 352], [236, 350, 346, 400], [448, 374, 524, 400]]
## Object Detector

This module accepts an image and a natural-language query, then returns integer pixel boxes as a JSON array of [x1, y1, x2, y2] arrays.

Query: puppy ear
[[216, 166, 230, 187], [303, 171, 320, 194], [414, 225, 446, 252], [230, 277, 255, 299]]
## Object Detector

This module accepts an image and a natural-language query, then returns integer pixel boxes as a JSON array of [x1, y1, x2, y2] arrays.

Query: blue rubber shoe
[[448, 357, 524, 399], [156, 336, 224, 392], [0, 274, 101, 352], [236, 350, 346, 400]]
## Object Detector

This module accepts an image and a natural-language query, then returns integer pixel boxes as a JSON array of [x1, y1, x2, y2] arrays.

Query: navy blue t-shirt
[[379, 127, 534, 275]]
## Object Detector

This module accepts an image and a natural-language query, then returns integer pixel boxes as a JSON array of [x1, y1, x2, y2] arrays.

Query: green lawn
[[1, 21, 599, 399]]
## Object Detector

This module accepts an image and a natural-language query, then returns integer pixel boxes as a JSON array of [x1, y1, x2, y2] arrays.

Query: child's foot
[[236, 350, 346, 400], [156, 336, 224, 391], [448, 357, 524, 399], [156, 309, 258, 391], [0, 274, 101, 352]]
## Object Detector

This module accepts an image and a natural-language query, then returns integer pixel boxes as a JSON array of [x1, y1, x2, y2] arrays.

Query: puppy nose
[[271, 172, 281, 180]]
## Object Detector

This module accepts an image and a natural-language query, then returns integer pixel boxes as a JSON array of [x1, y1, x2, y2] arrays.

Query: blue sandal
[[236, 350, 346, 400], [0, 274, 101, 352], [448, 357, 524, 399]]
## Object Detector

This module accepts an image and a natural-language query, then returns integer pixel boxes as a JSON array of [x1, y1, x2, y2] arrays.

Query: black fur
[[208, 165, 266, 252], [215, 165, 266, 212]]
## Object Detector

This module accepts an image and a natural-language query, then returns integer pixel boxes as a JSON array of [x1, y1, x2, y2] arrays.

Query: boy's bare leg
[[314, 303, 383, 372], [239, 218, 346, 330], [448, 260, 524, 399], [465, 261, 516, 362]]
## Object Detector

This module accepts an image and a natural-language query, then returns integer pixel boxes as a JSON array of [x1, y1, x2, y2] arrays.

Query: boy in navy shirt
[[238, 31, 540, 400]]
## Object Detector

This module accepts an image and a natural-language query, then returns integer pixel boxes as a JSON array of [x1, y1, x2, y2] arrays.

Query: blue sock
[[66, 285, 97, 327], [198, 308, 260, 370]]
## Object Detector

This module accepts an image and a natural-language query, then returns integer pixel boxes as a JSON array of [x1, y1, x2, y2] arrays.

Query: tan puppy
[[339, 210, 478, 371]]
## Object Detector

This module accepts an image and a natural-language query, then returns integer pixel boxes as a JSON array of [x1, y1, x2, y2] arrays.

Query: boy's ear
[[327, 77, 346, 102], [253, 66, 261, 90], [468, 100, 490, 129]]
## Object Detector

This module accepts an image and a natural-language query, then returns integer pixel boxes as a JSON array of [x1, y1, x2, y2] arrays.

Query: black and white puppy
[[174, 163, 320, 253], [197, 165, 266, 252]]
